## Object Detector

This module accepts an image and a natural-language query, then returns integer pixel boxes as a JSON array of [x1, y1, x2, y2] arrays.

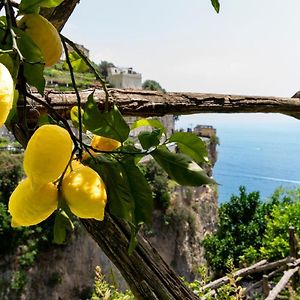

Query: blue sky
[[62, 0, 300, 127]]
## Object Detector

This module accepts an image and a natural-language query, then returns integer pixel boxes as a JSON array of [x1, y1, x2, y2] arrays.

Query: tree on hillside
[[98, 60, 115, 79], [142, 80, 166, 92]]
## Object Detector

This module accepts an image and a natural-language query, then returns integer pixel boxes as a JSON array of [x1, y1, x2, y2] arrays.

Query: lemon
[[0, 62, 14, 127], [8, 178, 58, 227], [65, 159, 83, 174], [62, 165, 107, 220], [91, 135, 121, 152], [23, 124, 73, 188], [18, 13, 62, 67]]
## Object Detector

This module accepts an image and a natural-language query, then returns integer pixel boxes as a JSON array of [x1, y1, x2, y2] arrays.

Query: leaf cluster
[[202, 186, 275, 275]]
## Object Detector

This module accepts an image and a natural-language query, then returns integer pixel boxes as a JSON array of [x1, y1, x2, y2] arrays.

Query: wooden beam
[[265, 267, 300, 300], [28, 89, 300, 120]]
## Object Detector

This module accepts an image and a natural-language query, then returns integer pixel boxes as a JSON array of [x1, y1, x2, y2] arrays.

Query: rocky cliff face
[[145, 140, 218, 281], [0, 140, 218, 299]]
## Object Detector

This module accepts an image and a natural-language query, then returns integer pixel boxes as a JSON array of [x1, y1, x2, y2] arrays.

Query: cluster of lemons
[[0, 12, 122, 227], [8, 125, 120, 227]]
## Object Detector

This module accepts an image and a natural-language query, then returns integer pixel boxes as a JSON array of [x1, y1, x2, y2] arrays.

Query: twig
[[4, 0, 24, 61], [25, 92, 79, 149], [60, 34, 110, 111], [61, 37, 83, 158]]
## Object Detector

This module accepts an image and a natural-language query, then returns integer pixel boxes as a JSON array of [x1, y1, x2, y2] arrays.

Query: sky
[[62, 0, 300, 127]]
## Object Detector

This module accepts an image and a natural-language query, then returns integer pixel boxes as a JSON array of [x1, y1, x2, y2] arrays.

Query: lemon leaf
[[211, 0, 220, 13], [138, 129, 161, 150], [63, 51, 89, 73], [168, 132, 209, 164], [131, 118, 166, 136], [151, 146, 215, 186], [53, 209, 74, 244], [19, 0, 64, 14], [87, 156, 134, 223], [87, 155, 153, 226], [83, 92, 129, 142], [120, 158, 154, 225], [15, 28, 45, 95]]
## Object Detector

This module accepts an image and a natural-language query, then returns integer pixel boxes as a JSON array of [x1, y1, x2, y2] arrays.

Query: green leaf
[[63, 51, 89, 72], [138, 129, 161, 150], [15, 28, 45, 95], [87, 156, 135, 223], [37, 113, 55, 126], [53, 209, 74, 244], [83, 92, 129, 142], [19, 0, 64, 14], [169, 132, 208, 164], [87, 156, 153, 226], [210, 0, 220, 13], [151, 146, 215, 186], [120, 158, 154, 225], [131, 118, 166, 136]]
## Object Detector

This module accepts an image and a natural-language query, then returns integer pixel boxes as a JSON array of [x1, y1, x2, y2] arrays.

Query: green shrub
[[202, 186, 276, 275], [260, 187, 300, 259]]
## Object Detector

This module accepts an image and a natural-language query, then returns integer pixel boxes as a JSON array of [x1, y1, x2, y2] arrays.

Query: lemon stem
[[61, 37, 83, 159], [60, 34, 110, 112]]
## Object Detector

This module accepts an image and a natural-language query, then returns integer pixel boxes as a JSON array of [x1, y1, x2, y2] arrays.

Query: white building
[[107, 67, 142, 89]]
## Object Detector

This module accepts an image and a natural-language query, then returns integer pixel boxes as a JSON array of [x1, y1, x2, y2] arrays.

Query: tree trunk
[[81, 215, 199, 300]]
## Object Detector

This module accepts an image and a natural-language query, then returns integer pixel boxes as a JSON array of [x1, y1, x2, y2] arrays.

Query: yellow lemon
[[23, 124, 73, 188], [62, 165, 107, 220], [0, 62, 14, 127], [8, 178, 58, 227], [18, 14, 62, 67], [91, 135, 121, 152], [65, 159, 83, 174]]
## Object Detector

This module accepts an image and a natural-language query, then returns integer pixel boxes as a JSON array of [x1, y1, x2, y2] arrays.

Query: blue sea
[[176, 113, 300, 203]]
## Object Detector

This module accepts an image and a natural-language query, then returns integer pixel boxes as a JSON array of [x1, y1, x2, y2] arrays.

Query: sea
[[176, 113, 300, 204]]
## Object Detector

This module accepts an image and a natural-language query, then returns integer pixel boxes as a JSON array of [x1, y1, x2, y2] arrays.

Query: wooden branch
[[40, 0, 80, 31], [81, 215, 198, 300], [202, 257, 292, 291], [265, 266, 300, 300], [202, 260, 267, 291], [28, 89, 300, 120]]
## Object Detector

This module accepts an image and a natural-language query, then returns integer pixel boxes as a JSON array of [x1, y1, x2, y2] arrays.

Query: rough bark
[[202, 257, 292, 291], [265, 267, 300, 300], [28, 89, 300, 121], [40, 0, 80, 31], [81, 215, 198, 300]]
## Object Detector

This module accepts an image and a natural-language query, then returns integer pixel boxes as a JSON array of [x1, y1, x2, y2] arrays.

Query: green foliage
[[203, 186, 275, 275], [97, 60, 115, 79], [210, 0, 220, 13], [169, 132, 209, 164], [88, 156, 154, 227], [15, 28, 45, 95], [83, 93, 130, 142], [141, 159, 171, 210], [63, 51, 89, 72], [260, 188, 300, 260], [151, 146, 214, 186], [10, 270, 26, 293], [0, 152, 23, 201], [142, 80, 165, 92], [19, 0, 64, 14], [91, 266, 134, 300]]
